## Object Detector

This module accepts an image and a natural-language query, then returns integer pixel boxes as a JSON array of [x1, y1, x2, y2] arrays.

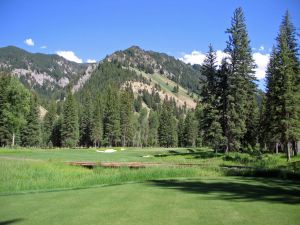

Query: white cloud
[[40, 45, 47, 49], [179, 50, 229, 66], [56, 51, 83, 63], [253, 52, 270, 79], [259, 45, 264, 51], [180, 50, 270, 79], [24, 38, 34, 46], [87, 59, 96, 63], [179, 51, 206, 65]]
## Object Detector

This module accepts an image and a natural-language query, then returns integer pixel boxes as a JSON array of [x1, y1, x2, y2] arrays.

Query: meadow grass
[[0, 158, 221, 193]]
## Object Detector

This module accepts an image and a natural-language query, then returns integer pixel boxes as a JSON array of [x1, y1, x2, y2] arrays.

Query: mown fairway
[[0, 148, 300, 225], [1, 177, 300, 225]]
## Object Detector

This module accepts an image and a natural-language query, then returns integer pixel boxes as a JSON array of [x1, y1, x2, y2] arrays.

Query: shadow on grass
[[149, 178, 300, 204], [0, 218, 24, 225], [154, 149, 222, 159]]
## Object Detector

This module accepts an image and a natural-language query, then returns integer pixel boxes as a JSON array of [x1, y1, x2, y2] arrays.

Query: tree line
[[0, 8, 299, 161]]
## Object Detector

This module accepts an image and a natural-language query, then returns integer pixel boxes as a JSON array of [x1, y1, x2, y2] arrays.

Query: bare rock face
[[72, 63, 97, 93], [0, 46, 89, 97]]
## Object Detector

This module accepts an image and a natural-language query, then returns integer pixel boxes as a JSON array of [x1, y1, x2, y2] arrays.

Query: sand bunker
[[96, 149, 117, 153]]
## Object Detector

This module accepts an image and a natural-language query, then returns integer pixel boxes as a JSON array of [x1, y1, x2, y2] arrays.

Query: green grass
[[0, 158, 221, 193], [1, 148, 300, 224], [0, 177, 299, 225]]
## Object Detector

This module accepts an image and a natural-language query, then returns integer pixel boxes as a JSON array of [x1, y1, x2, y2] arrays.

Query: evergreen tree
[[264, 12, 300, 160], [148, 110, 159, 146], [158, 101, 176, 147], [103, 85, 121, 146], [61, 89, 79, 147], [184, 110, 197, 147], [223, 7, 256, 151], [242, 97, 259, 150], [79, 92, 93, 147], [91, 99, 103, 147], [120, 86, 134, 146], [21, 94, 41, 147], [52, 116, 62, 147], [43, 100, 57, 147], [194, 103, 203, 147], [200, 45, 224, 151], [177, 115, 185, 147], [139, 108, 149, 147]]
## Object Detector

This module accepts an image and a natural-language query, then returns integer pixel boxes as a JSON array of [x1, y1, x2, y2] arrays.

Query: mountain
[[105, 46, 203, 94], [0, 46, 94, 98], [0, 45, 200, 109]]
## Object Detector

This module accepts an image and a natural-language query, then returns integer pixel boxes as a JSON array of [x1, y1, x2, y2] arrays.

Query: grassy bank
[[0, 158, 221, 194]]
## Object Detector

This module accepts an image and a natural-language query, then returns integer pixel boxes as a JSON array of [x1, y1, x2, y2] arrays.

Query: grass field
[[1, 147, 300, 224]]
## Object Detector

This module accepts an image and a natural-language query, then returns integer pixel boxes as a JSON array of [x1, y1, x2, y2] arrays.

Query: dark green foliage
[[21, 94, 41, 146], [52, 116, 62, 147], [183, 110, 198, 147], [177, 115, 185, 147], [138, 108, 149, 147], [0, 73, 30, 146], [120, 86, 135, 146], [134, 96, 143, 112], [103, 85, 121, 146], [79, 92, 93, 147], [148, 110, 159, 146], [91, 99, 103, 147], [242, 97, 259, 150], [264, 11, 300, 160], [158, 101, 177, 147], [42, 100, 57, 147], [61, 89, 79, 147], [194, 103, 203, 147], [222, 7, 256, 151], [200, 45, 224, 151]]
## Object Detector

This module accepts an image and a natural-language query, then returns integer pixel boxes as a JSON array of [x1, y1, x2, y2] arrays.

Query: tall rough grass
[[0, 159, 221, 193]]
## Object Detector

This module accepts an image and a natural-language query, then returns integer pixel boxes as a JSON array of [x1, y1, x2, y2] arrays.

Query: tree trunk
[[12, 132, 15, 147], [275, 142, 279, 154], [286, 142, 291, 162], [293, 141, 298, 156]]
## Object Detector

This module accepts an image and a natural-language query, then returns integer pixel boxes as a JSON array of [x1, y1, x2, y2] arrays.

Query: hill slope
[[0, 46, 92, 98], [106, 46, 203, 94]]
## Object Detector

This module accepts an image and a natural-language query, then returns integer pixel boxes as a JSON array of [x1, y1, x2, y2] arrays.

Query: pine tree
[[91, 99, 103, 147], [21, 94, 41, 147], [79, 92, 93, 147], [242, 97, 259, 149], [148, 110, 159, 146], [264, 12, 300, 160], [194, 103, 203, 147], [103, 85, 121, 146], [223, 7, 256, 151], [200, 45, 224, 151], [177, 115, 185, 147], [139, 108, 149, 147], [158, 101, 176, 147], [120, 86, 134, 146], [184, 110, 197, 147], [43, 100, 57, 147], [52, 116, 62, 147], [61, 89, 79, 147]]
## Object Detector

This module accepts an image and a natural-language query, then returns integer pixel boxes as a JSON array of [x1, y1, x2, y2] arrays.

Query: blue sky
[[1, 0, 300, 89]]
